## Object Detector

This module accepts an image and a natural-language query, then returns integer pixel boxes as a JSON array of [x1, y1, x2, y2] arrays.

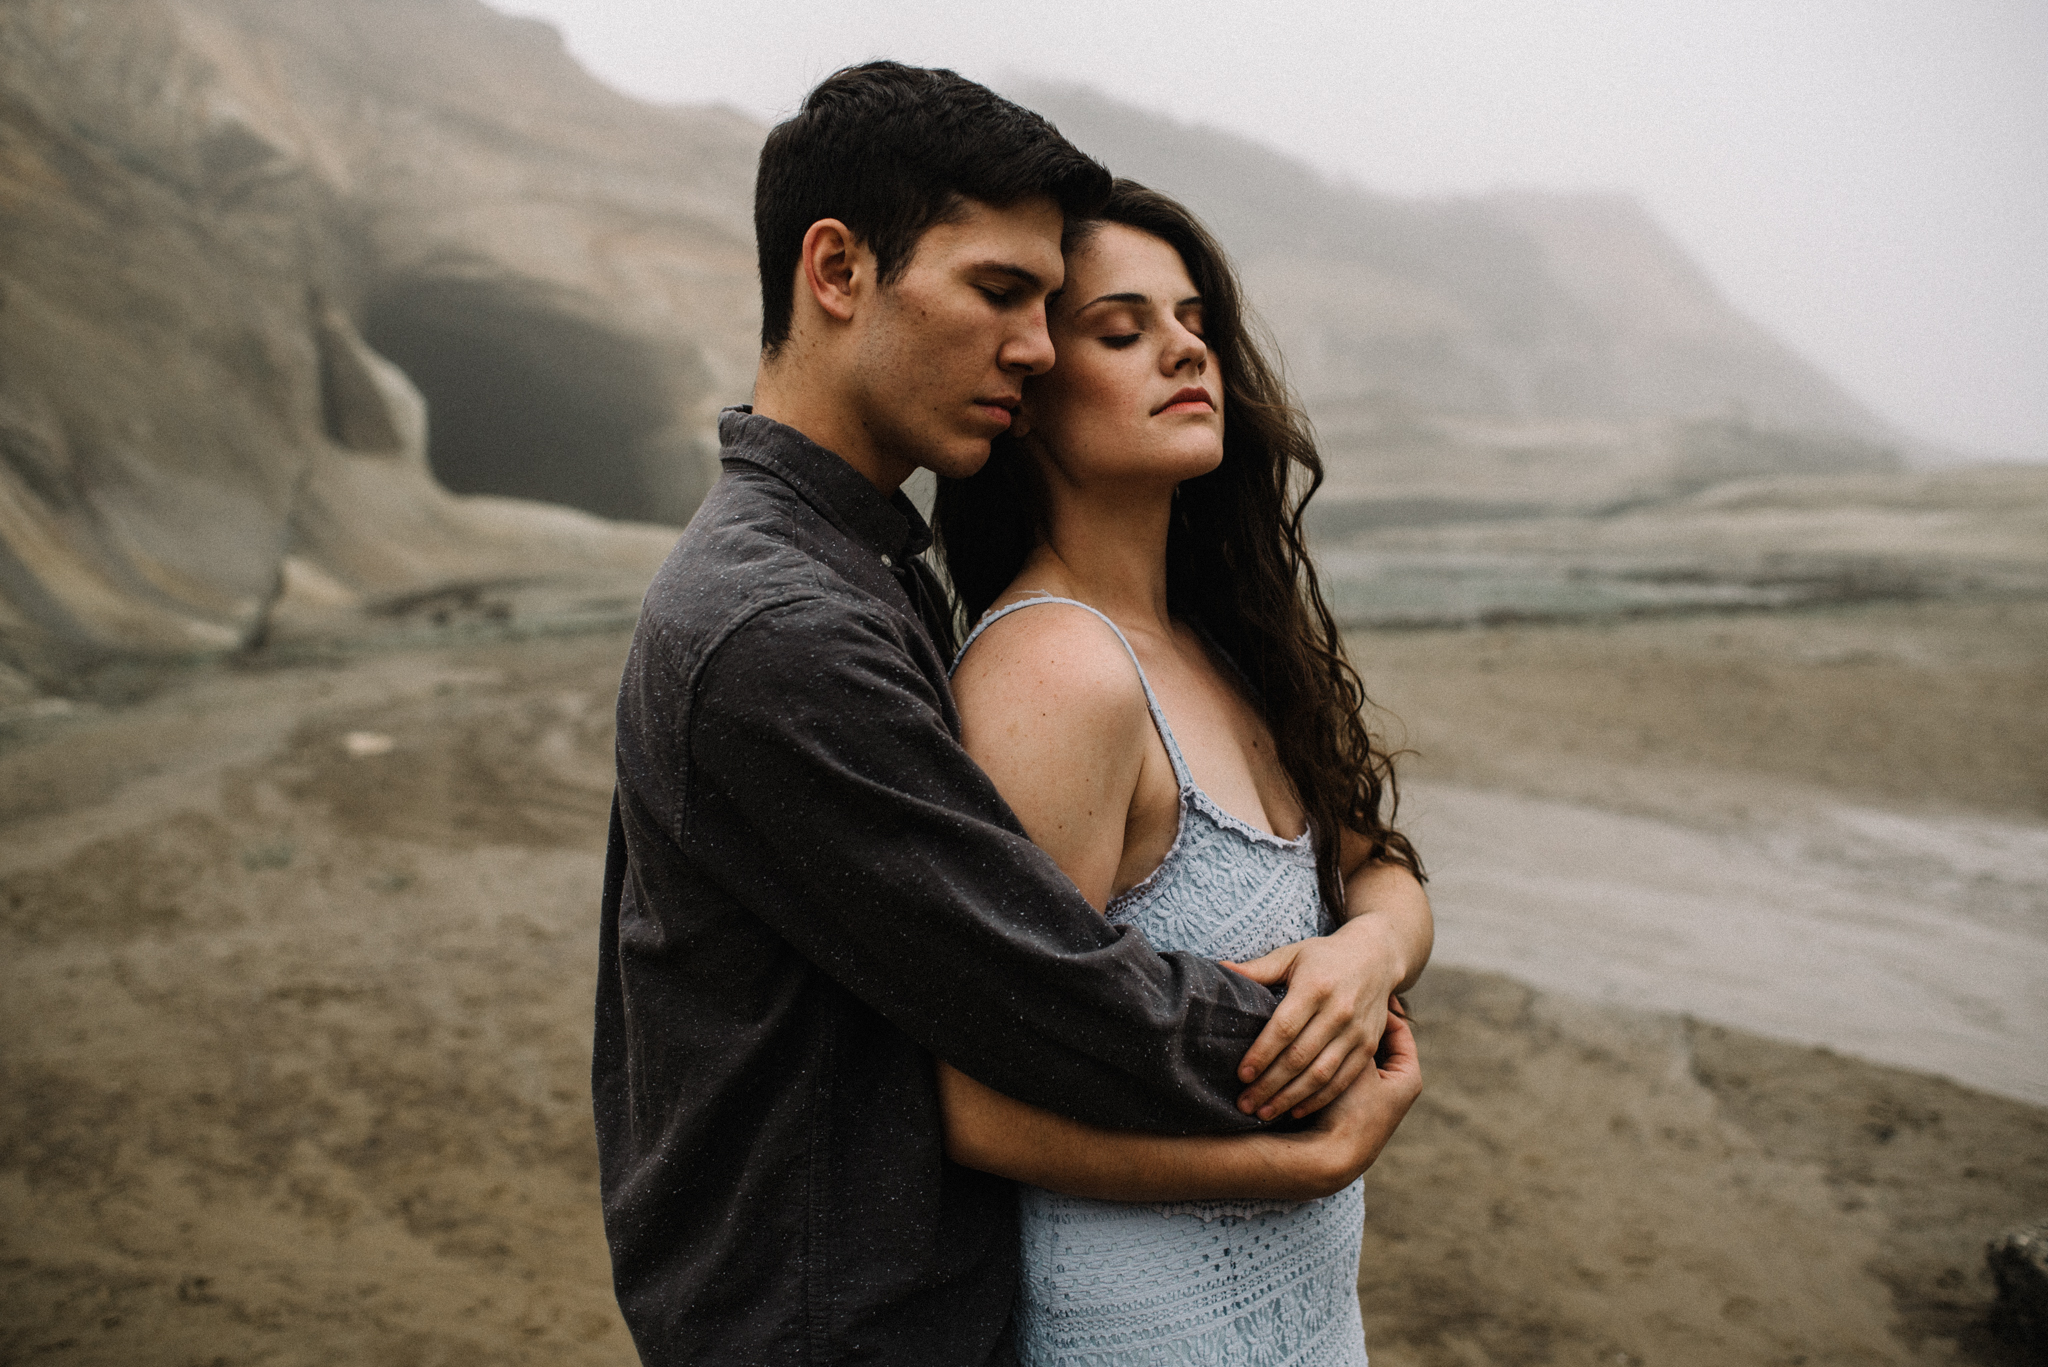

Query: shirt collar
[[719, 406, 933, 561]]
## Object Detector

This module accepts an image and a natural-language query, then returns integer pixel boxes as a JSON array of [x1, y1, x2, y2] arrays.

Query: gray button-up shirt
[[594, 408, 1278, 1365]]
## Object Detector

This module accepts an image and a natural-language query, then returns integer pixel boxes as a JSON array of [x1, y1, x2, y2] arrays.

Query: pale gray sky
[[489, 0, 2047, 461]]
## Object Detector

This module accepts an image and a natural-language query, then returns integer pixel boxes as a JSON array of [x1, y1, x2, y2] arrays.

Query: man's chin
[[920, 440, 998, 482]]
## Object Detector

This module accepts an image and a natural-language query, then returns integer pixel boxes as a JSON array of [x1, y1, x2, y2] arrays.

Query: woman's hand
[[1223, 917, 1408, 1120], [1227, 856, 1431, 1120], [1272, 1003, 1423, 1194]]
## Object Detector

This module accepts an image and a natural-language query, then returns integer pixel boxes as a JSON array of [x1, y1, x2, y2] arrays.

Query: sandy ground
[[3, 599, 2044, 1364]]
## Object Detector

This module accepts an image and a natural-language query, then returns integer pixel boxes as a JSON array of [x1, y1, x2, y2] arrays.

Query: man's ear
[[798, 219, 862, 323]]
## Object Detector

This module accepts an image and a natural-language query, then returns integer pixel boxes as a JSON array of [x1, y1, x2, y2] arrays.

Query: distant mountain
[[0, 3, 1912, 685], [1010, 82, 1901, 514]]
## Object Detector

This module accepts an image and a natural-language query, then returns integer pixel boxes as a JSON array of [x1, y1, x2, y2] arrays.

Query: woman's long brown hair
[[932, 179, 1423, 914]]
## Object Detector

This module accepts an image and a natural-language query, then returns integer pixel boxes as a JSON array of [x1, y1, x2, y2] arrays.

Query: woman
[[932, 181, 1433, 1365]]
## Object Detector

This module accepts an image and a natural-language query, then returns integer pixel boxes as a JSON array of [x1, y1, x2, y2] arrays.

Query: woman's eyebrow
[[1076, 291, 1151, 311], [1074, 291, 1204, 312]]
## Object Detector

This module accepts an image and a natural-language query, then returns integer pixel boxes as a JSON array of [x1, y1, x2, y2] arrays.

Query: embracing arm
[[938, 1007, 1422, 1201], [659, 595, 1276, 1135]]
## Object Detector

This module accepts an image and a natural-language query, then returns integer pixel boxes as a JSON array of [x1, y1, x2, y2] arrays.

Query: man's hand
[[1262, 1004, 1422, 1199], [1224, 915, 1410, 1120]]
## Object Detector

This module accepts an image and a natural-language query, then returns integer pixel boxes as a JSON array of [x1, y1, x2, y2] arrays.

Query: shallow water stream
[[1413, 782, 2048, 1105]]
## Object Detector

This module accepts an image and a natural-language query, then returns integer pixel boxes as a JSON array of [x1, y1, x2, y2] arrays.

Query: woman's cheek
[[1083, 366, 1134, 430]]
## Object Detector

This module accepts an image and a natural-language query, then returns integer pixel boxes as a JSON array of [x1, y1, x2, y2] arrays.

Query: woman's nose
[[1165, 325, 1206, 374]]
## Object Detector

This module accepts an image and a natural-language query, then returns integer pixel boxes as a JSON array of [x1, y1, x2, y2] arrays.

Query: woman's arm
[[950, 602, 1156, 909], [938, 1006, 1421, 1201], [1225, 836, 1433, 1121]]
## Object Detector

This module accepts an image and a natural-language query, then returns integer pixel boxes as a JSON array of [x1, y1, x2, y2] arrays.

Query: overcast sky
[[489, 0, 2047, 461]]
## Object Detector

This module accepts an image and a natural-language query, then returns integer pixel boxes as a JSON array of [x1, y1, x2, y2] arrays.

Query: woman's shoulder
[[951, 596, 1151, 728]]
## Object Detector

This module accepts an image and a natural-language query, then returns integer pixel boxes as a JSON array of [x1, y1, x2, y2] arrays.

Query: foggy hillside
[[0, 0, 1918, 688], [1018, 83, 1885, 431], [1015, 82, 1902, 516]]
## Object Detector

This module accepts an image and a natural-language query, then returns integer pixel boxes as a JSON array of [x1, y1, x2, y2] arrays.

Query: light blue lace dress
[[954, 596, 1369, 1367]]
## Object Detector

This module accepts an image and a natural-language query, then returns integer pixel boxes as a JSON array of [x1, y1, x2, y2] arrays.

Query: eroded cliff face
[[3, 2, 318, 672], [0, 0, 762, 688]]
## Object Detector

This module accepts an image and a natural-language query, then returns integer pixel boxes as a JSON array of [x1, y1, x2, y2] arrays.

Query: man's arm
[[936, 1007, 1421, 1200], [638, 594, 1276, 1135]]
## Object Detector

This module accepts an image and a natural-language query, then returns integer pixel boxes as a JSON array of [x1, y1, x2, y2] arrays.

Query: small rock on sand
[[1989, 1218, 2048, 1351]]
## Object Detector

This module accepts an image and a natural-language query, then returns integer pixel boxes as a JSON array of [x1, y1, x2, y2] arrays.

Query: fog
[[488, 0, 2048, 464]]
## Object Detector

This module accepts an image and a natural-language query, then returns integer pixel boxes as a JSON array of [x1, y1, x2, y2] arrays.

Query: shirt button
[[880, 554, 895, 568]]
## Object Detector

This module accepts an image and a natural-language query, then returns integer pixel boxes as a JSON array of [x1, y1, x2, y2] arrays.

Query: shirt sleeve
[[658, 592, 1276, 1136]]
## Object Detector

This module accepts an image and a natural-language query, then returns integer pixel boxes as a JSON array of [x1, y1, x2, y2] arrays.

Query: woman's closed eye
[[1101, 333, 1142, 349]]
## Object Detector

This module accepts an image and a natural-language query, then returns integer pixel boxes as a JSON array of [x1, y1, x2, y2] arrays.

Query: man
[[594, 63, 1421, 1365]]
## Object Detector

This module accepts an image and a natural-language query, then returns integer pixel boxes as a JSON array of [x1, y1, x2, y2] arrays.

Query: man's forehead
[[920, 195, 1065, 273]]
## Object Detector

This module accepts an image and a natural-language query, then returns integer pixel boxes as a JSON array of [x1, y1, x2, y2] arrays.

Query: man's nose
[[1001, 309, 1056, 376]]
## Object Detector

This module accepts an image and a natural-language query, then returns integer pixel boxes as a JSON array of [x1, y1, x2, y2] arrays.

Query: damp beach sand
[[3, 597, 2045, 1364]]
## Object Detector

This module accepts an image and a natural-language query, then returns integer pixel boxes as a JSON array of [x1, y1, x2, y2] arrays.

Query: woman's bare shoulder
[[952, 599, 1150, 733]]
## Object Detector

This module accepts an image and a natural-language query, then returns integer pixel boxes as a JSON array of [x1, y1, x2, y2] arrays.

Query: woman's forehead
[[1061, 225, 1196, 310]]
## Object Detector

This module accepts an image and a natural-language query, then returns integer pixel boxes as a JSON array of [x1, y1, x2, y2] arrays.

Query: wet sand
[[2, 600, 2044, 1363], [1347, 598, 2048, 821], [1347, 599, 2048, 1108]]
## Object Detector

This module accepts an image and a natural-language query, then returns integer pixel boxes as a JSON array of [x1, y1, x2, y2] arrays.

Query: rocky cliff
[[0, 0, 759, 688], [0, 2, 1909, 689]]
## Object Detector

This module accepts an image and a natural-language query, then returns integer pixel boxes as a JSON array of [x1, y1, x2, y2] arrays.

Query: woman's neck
[[1018, 482, 1176, 633]]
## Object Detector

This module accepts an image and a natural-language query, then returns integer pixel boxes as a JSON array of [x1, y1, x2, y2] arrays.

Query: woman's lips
[[1153, 386, 1215, 416]]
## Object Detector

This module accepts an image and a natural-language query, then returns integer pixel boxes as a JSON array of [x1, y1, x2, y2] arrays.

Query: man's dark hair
[[754, 62, 1111, 354]]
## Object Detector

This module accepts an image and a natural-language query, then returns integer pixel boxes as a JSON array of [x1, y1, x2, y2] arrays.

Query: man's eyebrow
[[972, 261, 1046, 289]]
